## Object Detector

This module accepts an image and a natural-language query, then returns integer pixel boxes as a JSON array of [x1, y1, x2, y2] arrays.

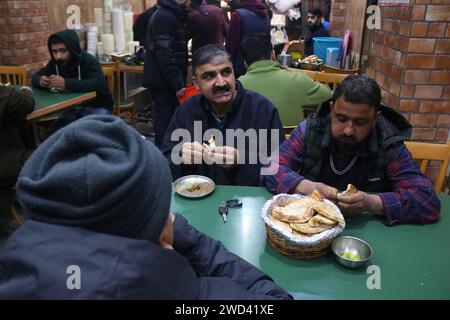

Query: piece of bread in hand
[[208, 135, 216, 148], [338, 184, 358, 197]]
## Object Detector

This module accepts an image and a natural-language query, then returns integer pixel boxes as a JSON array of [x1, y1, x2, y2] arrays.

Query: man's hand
[[39, 76, 51, 88], [176, 87, 186, 98], [337, 192, 383, 215], [181, 141, 204, 165], [295, 179, 338, 202], [48, 75, 65, 90], [208, 146, 239, 169]]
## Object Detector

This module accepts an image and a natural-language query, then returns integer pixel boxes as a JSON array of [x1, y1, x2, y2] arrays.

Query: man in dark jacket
[[133, 5, 158, 47], [0, 115, 292, 300], [264, 75, 440, 225], [187, 0, 228, 54], [225, 0, 271, 78], [32, 29, 113, 130], [144, 0, 190, 148], [161, 44, 285, 186], [304, 7, 330, 56], [0, 85, 34, 238]]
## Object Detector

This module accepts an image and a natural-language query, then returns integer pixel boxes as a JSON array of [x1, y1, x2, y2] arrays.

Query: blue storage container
[[313, 37, 343, 63]]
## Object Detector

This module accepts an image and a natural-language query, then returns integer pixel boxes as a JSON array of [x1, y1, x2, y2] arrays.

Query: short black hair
[[332, 75, 381, 109], [241, 33, 272, 66], [308, 7, 323, 18], [192, 44, 231, 75]]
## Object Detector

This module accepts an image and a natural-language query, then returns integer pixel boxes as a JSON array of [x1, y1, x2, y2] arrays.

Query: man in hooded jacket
[[32, 29, 113, 130], [225, 0, 271, 78]]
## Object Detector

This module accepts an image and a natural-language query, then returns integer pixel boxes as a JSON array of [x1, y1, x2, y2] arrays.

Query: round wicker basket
[[265, 224, 337, 260], [261, 194, 345, 260]]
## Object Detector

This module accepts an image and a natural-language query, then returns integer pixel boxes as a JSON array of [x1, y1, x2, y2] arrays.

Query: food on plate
[[338, 184, 358, 197], [176, 180, 213, 196], [269, 190, 344, 236], [308, 190, 324, 202], [310, 201, 345, 224], [271, 204, 315, 223], [299, 55, 322, 64], [290, 222, 334, 235], [308, 214, 337, 227]]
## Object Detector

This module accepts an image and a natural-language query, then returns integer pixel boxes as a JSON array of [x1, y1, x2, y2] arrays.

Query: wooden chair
[[0, 65, 28, 85], [286, 67, 317, 80], [321, 64, 359, 75], [315, 72, 349, 91], [101, 62, 136, 125], [404, 141, 450, 194]]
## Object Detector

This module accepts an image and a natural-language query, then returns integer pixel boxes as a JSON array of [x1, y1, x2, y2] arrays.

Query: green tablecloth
[[171, 185, 450, 300]]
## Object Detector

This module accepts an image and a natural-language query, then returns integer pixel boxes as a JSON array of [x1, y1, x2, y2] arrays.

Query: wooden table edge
[[27, 91, 97, 120]]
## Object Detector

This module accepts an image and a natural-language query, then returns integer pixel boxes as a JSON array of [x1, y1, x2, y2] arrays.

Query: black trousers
[[151, 89, 179, 149]]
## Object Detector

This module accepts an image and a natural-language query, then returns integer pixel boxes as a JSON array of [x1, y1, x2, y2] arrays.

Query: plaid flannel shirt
[[263, 121, 441, 225]]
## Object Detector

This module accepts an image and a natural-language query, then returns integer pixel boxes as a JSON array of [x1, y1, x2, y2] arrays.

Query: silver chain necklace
[[329, 152, 359, 176]]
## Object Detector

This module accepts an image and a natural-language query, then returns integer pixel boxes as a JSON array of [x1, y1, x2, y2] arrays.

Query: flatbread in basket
[[261, 193, 345, 252]]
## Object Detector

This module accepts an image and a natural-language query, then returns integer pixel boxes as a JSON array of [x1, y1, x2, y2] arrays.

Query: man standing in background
[[144, 0, 191, 148], [225, 0, 271, 78], [188, 0, 228, 54], [304, 7, 330, 56]]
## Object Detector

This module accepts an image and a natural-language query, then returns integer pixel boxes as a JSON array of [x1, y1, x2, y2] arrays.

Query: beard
[[56, 59, 70, 68], [334, 135, 360, 154]]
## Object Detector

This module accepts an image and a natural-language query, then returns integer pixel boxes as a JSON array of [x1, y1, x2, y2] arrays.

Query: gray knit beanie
[[16, 115, 172, 242]]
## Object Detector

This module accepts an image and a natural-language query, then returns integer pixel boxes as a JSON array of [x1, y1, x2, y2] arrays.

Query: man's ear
[[373, 110, 381, 128], [192, 76, 200, 90], [158, 216, 174, 250]]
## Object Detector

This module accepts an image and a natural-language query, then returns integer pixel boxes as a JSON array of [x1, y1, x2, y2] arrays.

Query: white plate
[[173, 175, 215, 199]]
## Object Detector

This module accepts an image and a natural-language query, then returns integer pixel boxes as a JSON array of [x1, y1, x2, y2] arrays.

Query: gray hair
[[192, 44, 231, 75]]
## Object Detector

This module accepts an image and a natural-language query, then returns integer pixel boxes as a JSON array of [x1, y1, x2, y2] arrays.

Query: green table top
[[27, 88, 96, 120], [171, 185, 450, 300]]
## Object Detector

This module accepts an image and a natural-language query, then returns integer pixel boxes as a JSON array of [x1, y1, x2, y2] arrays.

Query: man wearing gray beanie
[[0, 115, 291, 300]]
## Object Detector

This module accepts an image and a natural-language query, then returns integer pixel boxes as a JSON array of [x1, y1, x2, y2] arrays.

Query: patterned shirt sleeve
[[377, 143, 441, 225], [263, 121, 308, 194]]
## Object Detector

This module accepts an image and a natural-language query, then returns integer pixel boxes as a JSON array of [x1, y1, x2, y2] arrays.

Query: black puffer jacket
[[143, 0, 188, 92]]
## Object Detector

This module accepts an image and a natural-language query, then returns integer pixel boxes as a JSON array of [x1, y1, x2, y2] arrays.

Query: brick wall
[[330, 0, 346, 38], [0, 0, 51, 78], [366, 0, 450, 180]]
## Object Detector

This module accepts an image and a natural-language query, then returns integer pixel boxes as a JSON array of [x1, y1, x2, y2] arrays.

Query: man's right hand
[[181, 141, 204, 165], [39, 76, 51, 88], [295, 179, 338, 202]]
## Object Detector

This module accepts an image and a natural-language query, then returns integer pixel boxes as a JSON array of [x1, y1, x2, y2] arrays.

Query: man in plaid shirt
[[264, 75, 440, 225]]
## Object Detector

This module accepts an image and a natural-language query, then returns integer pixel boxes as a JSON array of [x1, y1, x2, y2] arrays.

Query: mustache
[[55, 59, 69, 66], [212, 85, 231, 94], [336, 135, 357, 143]]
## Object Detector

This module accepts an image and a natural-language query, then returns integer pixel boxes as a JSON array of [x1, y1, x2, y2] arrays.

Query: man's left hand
[[337, 192, 383, 215], [49, 75, 65, 90], [208, 146, 239, 169]]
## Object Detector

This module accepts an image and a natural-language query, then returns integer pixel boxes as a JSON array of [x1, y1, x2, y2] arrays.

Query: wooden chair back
[[0, 65, 28, 86], [315, 72, 349, 91], [404, 141, 450, 194]]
